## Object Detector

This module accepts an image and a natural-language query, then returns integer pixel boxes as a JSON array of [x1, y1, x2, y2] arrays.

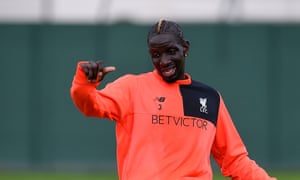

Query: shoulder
[[115, 72, 152, 81], [180, 80, 221, 107], [184, 80, 220, 99], [108, 72, 152, 86], [119, 71, 154, 82]]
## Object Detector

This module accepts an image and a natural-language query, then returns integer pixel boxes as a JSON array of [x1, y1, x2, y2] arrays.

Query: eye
[[151, 52, 160, 58], [168, 48, 177, 55]]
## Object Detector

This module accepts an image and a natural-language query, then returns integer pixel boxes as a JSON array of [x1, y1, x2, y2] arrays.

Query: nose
[[159, 54, 171, 66]]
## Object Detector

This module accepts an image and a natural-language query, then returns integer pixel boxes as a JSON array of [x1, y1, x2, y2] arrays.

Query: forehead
[[148, 34, 182, 48]]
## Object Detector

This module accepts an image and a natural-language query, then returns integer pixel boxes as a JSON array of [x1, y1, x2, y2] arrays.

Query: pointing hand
[[80, 60, 116, 82]]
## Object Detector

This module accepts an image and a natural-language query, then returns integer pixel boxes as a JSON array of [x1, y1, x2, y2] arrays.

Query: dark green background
[[0, 23, 299, 171]]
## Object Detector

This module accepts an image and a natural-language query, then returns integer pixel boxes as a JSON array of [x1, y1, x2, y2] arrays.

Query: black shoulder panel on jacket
[[179, 80, 220, 126]]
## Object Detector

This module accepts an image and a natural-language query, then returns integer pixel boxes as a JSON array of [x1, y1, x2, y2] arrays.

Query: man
[[71, 19, 276, 180]]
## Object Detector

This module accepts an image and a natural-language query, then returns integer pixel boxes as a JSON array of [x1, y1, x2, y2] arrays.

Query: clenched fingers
[[80, 61, 115, 82]]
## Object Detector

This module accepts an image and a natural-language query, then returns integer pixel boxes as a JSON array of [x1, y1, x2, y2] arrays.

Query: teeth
[[162, 68, 175, 77]]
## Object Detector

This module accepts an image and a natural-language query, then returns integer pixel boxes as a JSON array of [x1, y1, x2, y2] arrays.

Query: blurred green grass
[[0, 171, 298, 179], [0, 171, 118, 180]]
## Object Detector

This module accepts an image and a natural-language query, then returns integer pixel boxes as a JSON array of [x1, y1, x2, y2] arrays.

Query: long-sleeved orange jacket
[[71, 62, 276, 180]]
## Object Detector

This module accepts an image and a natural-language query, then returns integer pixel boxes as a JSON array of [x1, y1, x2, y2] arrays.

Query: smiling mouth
[[161, 67, 176, 78]]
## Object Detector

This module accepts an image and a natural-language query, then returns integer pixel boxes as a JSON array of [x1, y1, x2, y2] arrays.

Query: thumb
[[97, 66, 116, 82], [103, 66, 116, 73]]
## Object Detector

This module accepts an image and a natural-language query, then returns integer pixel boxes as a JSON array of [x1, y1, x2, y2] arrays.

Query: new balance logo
[[154, 96, 166, 110], [199, 97, 208, 114], [156, 97, 166, 102]]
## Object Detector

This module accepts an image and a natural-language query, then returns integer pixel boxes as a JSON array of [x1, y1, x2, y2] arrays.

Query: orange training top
[[71, 62, 276, 180]]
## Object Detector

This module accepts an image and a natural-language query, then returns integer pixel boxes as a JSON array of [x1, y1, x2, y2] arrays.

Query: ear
[[183, 40, 190, 55]]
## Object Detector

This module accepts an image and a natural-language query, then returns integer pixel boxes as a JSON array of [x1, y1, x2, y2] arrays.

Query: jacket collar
[[152, 70, 192, 85]]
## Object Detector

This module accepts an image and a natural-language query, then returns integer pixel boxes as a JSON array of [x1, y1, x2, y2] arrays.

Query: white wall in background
[[0, 0, 300, 24]]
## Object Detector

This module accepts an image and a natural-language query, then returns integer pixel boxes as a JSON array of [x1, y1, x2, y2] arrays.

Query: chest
[[133, 84, 183, 116]]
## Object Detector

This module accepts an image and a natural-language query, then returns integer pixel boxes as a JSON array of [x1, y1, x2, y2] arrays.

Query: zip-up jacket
[[70, 62, 276, 180]]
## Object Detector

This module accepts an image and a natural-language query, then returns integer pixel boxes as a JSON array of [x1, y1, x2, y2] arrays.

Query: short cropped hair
[[147, 19, 185, 45]]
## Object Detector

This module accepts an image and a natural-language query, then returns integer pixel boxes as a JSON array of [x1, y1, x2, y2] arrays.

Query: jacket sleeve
[[211, 95, 276, 180], [70, 61, 133, 122]]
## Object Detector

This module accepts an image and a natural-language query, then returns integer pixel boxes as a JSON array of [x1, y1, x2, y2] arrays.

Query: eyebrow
[[149, 45, 179, 54]]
